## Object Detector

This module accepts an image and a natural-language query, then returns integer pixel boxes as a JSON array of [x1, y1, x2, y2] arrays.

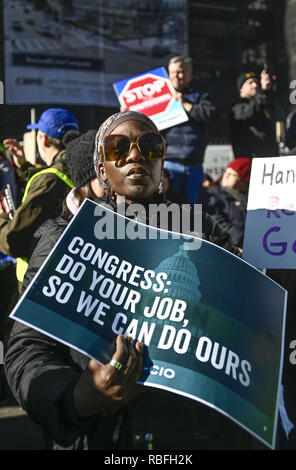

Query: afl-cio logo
[[16, 77, 43, 85], [149, 365, 175, 378]]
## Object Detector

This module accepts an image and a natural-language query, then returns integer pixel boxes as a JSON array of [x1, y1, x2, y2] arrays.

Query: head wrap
[[93, 110, 158, 189]]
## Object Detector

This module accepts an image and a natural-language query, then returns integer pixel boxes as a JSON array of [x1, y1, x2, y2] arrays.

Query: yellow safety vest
[[16, 168, 74, 283]]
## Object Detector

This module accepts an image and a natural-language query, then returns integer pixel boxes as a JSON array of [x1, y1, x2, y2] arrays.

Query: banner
[[113, 67, 188, 130], [3, 0, 188, 105], [243, 156, 296, 269], [10, 199, 286, 449]]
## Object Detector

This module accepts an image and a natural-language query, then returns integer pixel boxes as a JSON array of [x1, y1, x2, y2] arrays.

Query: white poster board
[[243, 156, 296, 269]]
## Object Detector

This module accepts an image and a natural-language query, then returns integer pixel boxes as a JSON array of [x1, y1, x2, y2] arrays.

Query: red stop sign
[[120, 73, 173, 117]]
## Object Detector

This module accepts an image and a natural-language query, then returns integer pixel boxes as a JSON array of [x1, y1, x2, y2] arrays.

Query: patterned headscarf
[[93, 110, 158, 179]]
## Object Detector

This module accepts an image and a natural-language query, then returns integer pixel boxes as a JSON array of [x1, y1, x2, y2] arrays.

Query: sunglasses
[[102, 133, 166, 162]]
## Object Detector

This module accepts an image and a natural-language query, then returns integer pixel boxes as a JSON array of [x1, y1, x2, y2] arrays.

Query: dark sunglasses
[[102, 133, 166, 162]]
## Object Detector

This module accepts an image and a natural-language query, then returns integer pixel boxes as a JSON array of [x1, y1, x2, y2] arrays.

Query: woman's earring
[[158, 171, 164, 194], [158, 180, 163, 194]]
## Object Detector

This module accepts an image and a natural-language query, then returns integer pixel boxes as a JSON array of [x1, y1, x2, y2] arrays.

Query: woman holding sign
[[5, 111, 255, 450]]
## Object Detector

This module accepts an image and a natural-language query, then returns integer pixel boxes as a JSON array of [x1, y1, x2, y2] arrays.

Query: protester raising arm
[[229, 70, 278, 158]]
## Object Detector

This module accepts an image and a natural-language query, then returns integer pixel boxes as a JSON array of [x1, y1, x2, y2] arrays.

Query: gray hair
[[168, 56, 193, 72]]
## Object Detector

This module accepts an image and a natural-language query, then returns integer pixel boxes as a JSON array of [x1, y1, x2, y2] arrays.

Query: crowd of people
[[0, 54, 295, 451]]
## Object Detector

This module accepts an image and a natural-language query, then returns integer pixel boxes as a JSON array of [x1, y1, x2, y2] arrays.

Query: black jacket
[[199, 185, 247, 247], [163, 80, 216, 165], [4, 198, 257, 450], [229, 90, 278, 158]]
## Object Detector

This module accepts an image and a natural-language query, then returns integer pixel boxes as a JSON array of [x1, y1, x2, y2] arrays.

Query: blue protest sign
[[10, 199, 286, 449]]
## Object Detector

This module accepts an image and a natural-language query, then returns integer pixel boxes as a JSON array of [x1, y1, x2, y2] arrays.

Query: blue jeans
[[164, 161, 203, 205]]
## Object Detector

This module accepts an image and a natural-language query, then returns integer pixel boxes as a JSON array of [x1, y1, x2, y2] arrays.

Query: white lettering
[[112, 312, 128, 334], [55, 282, 74, 304], [195, 336, 212, 362], [289, 339, 296, 365], [42, 275, 61, 297], [157, 325, 176, 350], [194, 337, 251, 386]]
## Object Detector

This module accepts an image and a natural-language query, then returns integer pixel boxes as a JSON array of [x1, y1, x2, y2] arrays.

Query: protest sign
[[10, 199, 286, 449], [243, 156, 296, 269], [202, 144, 234, 180], [113, 67, 188, 130]]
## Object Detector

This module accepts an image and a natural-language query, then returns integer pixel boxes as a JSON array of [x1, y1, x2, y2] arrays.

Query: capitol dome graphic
[[154, 243, 201, 303]]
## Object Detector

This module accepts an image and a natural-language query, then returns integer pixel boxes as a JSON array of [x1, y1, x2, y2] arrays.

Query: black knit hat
[[237, 71, 257, 92], [64, 129, 97, 187]]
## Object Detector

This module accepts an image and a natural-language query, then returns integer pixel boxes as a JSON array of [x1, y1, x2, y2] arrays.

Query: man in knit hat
[[199, 157, 252, 247], [229, 69, 279, 158]]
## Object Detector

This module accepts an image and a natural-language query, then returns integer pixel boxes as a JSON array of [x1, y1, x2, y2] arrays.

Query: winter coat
[[4, 196, 257, 450], [229, 90, 278, 158], [163, 81, 216, 165]]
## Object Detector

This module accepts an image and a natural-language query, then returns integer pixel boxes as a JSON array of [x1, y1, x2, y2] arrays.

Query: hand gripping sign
[[113, 66, 188, 131]]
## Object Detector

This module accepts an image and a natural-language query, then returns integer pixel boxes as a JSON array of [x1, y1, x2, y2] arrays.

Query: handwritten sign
[[113, 67, 188, 131], [243, 156, 296, 269], [10, 199, 286, 449]]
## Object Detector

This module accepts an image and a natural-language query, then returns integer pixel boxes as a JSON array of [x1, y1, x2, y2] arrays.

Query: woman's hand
[[73, 334, 144, 418]]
